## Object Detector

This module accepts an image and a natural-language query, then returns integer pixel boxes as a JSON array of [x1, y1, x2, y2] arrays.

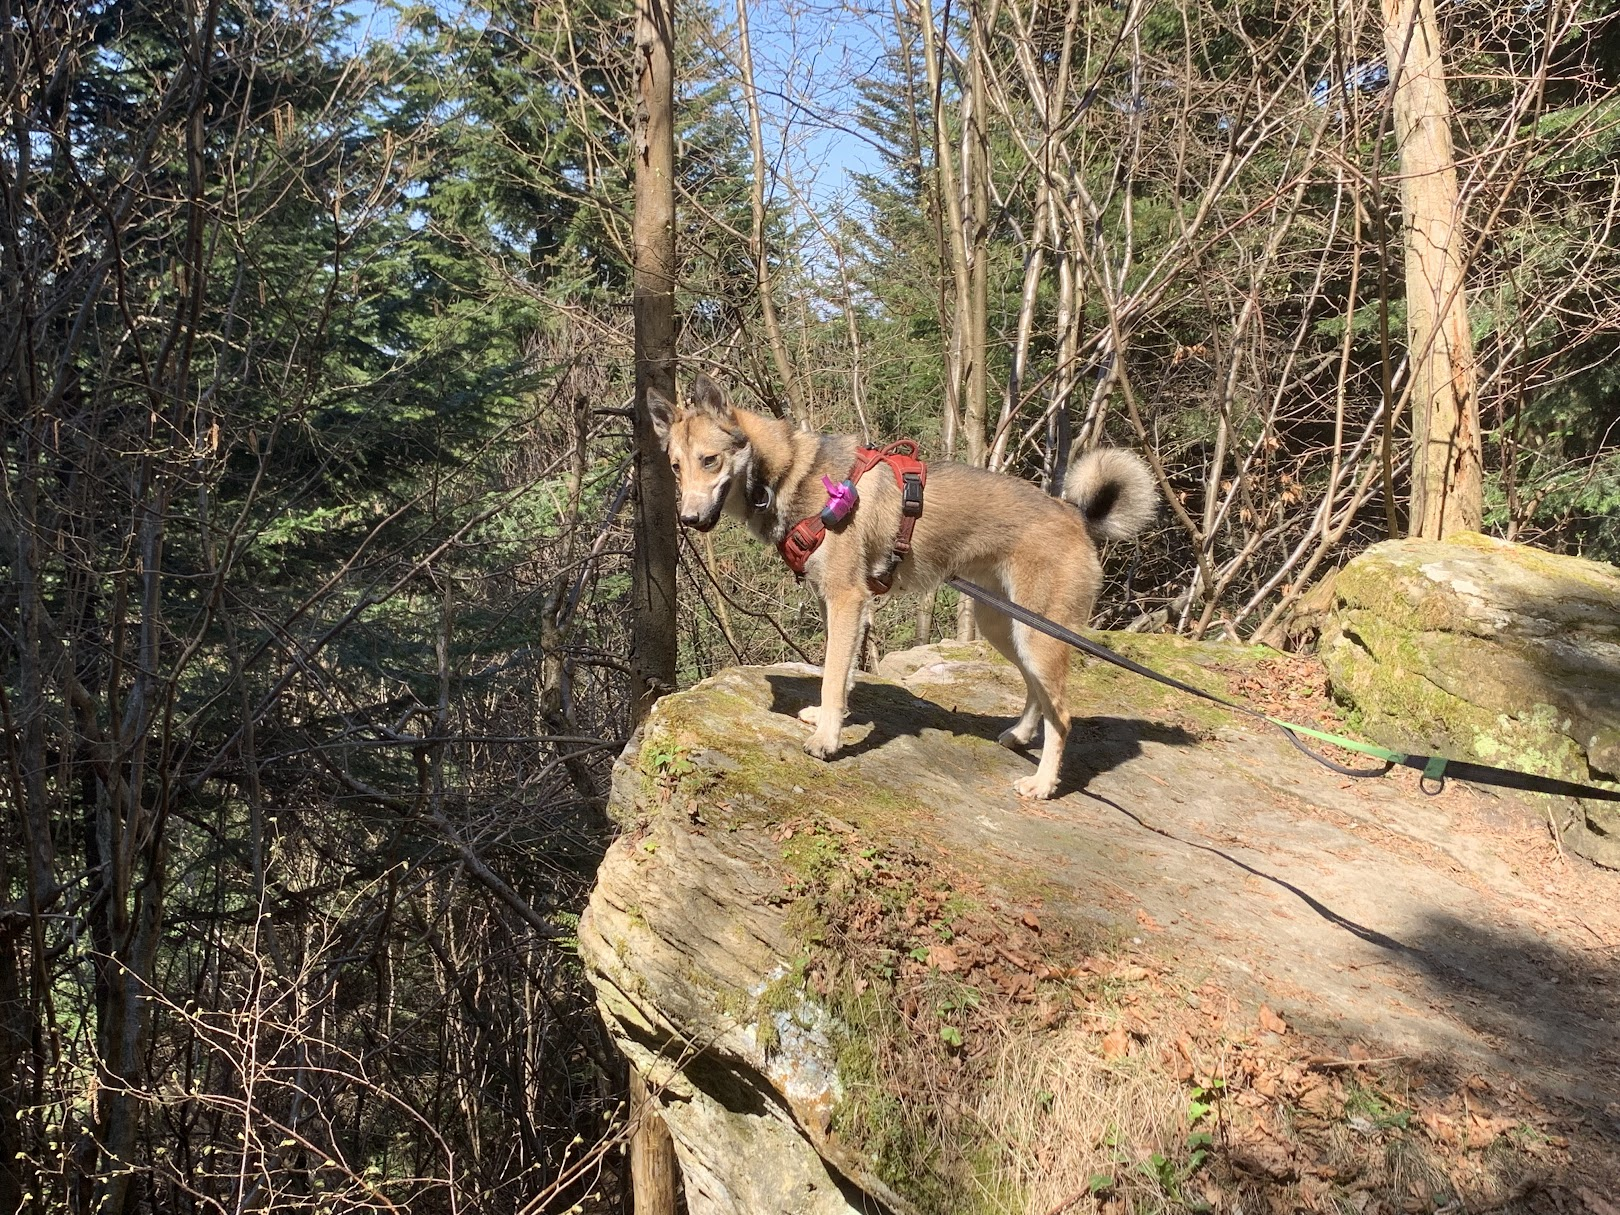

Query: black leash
[[947, 577, 1620, 804]]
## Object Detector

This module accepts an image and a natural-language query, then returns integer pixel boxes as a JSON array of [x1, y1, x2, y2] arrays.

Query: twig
[[1303, 1053, 1409, 1071]]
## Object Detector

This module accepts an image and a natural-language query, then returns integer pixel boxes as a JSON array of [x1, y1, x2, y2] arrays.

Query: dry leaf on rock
[[926, 943, 960, 972]]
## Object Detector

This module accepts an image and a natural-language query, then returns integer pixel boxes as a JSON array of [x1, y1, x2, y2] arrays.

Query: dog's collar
[[744, 467, 786, 540]]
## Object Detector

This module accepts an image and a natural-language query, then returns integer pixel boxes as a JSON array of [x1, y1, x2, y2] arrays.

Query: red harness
[[778, 440, 927, 594]]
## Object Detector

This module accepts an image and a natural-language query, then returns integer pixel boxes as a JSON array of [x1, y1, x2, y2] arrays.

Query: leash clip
[[1419, 755, 1448, 796]]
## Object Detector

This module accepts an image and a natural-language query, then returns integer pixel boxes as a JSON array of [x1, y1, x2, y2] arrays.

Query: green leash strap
[[947, 578, 1620, 805]]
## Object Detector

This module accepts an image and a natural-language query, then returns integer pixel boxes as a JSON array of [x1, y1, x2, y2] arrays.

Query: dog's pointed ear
[[687, 373, 734, 420], [645, 384, 679, 449]]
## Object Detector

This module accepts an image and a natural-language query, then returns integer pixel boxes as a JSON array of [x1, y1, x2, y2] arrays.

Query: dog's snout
[[680, 511, 702, 527]]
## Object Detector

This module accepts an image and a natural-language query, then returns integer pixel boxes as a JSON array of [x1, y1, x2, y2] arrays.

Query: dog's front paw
[[803, 729, 843, 760], [1013, 773, 1058, 800]]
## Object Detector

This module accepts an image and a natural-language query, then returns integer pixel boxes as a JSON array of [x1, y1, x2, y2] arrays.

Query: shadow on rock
[[1084, 783, 1620, 1115], [765, 670, 1199, 797], [1399, 910, 1620, 1112], [1079, 786, 1414, 952]]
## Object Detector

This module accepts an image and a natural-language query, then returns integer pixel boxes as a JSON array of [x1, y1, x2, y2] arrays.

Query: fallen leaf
[[1258, 1004, 1288, 1035], [1021, 911, 1041, 932], [1298, 1083, 1337, 1118], [1135, 908, 1165, 932], [1467, 1110, 1516, 1145], [1579, 1187, 1620, 1215], [1230, 1141, 1296, 1181], [1101, 1026, 1130, 1060], [926, 944, 960, 972], [1001, 945, 1036, 970], [1168, 1051, 1194, 1082], [1168, 1035, 1196, 1082], [1419, 1109, 1458, 1145]]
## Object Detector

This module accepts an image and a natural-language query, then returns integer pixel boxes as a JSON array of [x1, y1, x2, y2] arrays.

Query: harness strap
[[780, 514, 826, 575], [777, 441, 927, 593]]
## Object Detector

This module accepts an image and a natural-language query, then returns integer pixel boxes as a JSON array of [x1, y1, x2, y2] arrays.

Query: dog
[[647, 374, 1158, 800]]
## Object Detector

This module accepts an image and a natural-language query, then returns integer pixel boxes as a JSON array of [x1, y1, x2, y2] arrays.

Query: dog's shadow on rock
[[765, 671, 1197, 798]]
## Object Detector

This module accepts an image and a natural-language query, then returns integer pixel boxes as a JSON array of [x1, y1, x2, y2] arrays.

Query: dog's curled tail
[[1064, 449, 1159, 543]]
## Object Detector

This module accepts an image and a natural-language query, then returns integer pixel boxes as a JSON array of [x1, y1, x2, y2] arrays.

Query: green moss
[[1328, 610, 1592, 782], [712, 980, 754, 1025], [1333, 559, 1460, 635], [711, 744, 941, 837], [828, 989, 956, 1207], [780, 825, 845, 881], [783, 897, 829, 946]]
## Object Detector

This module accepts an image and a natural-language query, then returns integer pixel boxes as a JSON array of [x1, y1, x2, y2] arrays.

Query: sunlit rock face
[[1319, 532, 1620, 867]]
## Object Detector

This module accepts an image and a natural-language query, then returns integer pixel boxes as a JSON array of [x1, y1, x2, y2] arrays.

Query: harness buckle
[[779, 517, 825, 579], [900, 471, 924, 518]]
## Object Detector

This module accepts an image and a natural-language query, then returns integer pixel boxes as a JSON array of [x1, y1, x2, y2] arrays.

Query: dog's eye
[[670, 461, 681, 475], [701, 454, 720, 471]]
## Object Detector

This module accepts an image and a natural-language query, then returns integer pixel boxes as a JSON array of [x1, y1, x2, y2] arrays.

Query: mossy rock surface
[[1317, 532, 1620, 866], [579, 633, 1620, 1214]]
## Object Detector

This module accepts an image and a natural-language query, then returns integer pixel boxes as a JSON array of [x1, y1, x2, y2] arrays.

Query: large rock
[[578, 638, 1620, 1213], [1317, 532, 1620, 866]]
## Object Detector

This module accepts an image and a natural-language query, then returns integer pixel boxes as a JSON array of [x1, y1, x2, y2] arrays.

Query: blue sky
[[726, 0, 888, 210], [336, 0, 887, 213]]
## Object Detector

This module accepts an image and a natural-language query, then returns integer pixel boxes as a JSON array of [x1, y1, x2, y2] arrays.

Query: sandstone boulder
[[578, 636, 1620, 1213], [1317, 532, 1620, 866]]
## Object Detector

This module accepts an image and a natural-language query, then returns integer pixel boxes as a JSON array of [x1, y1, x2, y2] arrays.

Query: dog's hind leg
[[1012, 622, 1072, 800], [1012, 556, 1099, 799], [975, 603, 1041, 749]]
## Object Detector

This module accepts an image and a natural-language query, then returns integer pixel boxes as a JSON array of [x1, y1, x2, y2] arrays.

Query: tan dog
[[648, 374, 1157, 800]]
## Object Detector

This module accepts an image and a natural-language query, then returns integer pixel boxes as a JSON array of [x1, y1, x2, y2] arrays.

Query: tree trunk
[[629, 0, 683, 1207], [955, 6, 990, 641], [0, 933, 22, 1215], [629, 1071, 680, 1215], [1381, 0, 1482, 538], [963, 12, 989, 471], [631, 0, 681, 727], [918, 0, 969, 458]]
